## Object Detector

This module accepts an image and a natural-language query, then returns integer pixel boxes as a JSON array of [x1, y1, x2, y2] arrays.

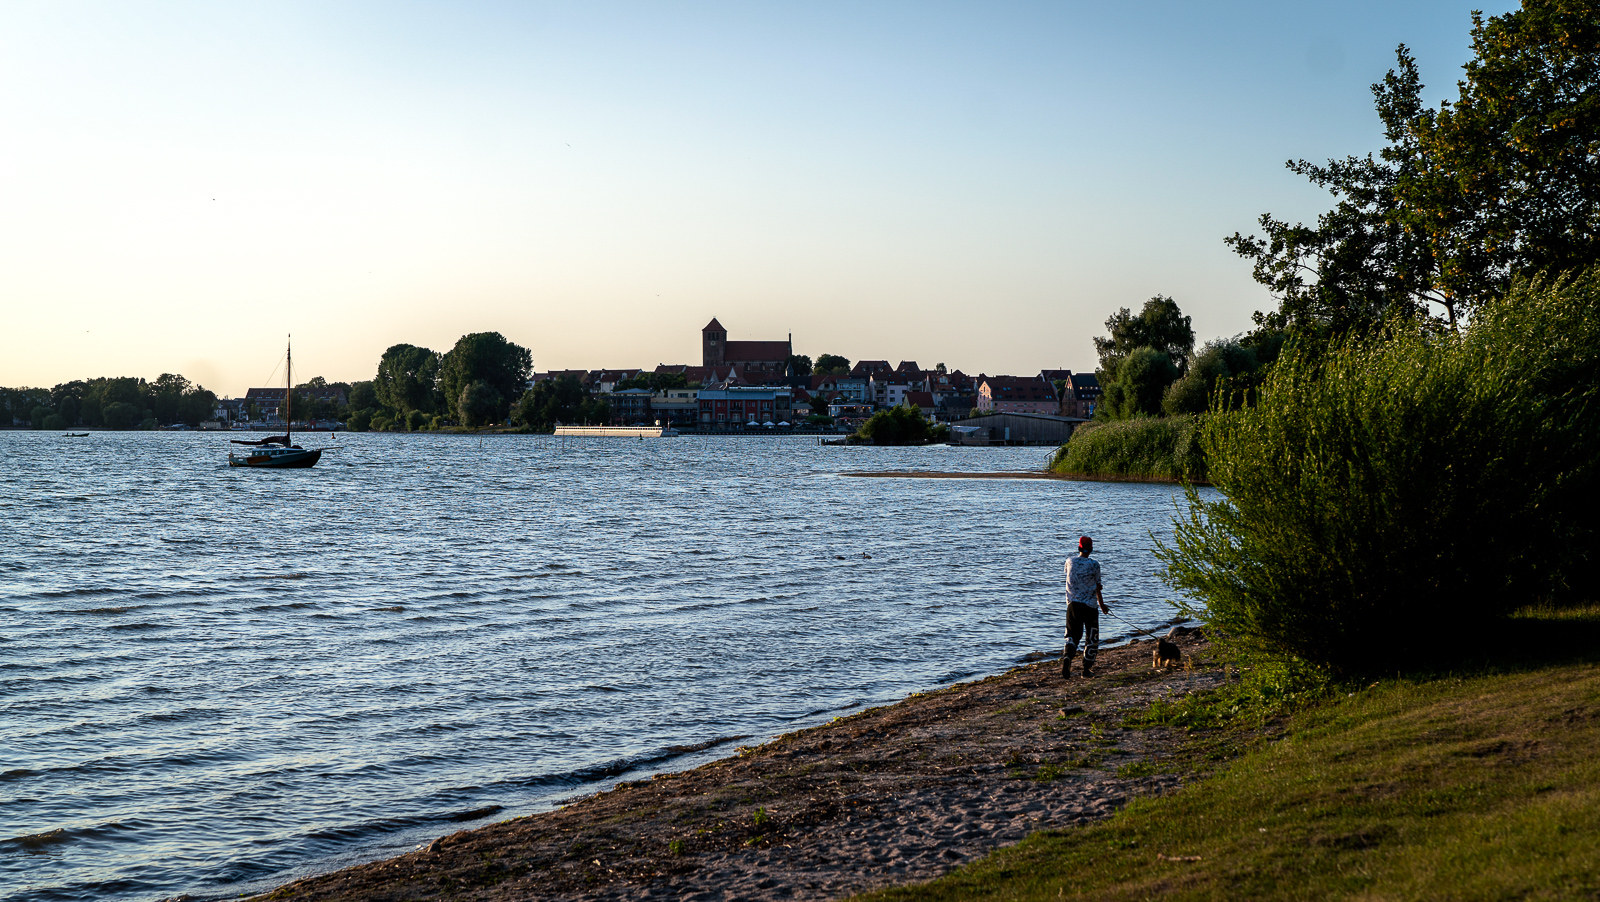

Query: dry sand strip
[[838, 471, 1203, 485], [839, 471, 1066, 480], [253, 634, 1218, 902]]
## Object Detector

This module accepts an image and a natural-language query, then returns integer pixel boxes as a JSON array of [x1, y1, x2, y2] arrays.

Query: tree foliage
[[374, 344, 442, 416], [439, 332, 532, 425], [4, 375, 217, 428], [513, 374, 608, 432], [614, 372, 689, 392], [457, 380, 503, 429], [1158, 270, 1600, 675], [1101, 346, 1181, 420], [1093, 295, 1195, 381], [1230, 1, 1600, 333], [853, 405, 941, 445], [786, 354, 813, 377], [814, 354, 851, 375], [1161, 338, 1277, 416]]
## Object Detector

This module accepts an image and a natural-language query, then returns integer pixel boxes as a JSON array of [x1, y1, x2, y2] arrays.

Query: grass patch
[[1050, 415, 1206, 483], [857, 652, 1600, 901]]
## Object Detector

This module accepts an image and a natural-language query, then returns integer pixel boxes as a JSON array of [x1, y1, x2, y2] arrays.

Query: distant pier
[[553, 425, 678, 437]]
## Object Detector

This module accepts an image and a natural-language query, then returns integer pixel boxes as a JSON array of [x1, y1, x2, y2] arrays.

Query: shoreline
[[251, 633, 1216, 901], [842, 469, 1210, 486]]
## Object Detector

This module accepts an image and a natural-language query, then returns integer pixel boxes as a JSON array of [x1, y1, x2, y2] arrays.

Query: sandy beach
[[251, 631, 1217, 901]]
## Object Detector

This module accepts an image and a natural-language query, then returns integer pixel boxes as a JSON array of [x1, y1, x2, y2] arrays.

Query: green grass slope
[[861, 618, 1600, 901]]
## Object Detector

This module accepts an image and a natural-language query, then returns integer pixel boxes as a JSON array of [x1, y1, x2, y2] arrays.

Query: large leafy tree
[[814, 354, 850, 375], [1093, 295, 1194, 380], [1406, 0, 1600, 310], [438, 332, 533, 425], [373, 344, 442, 416], [1231, 0, 1600, 332], [1101, 347, 1181, 420], [513, 374, 606, 431]]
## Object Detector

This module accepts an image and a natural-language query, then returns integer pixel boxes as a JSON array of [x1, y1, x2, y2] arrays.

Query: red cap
[[1078, 535, 1093, 551]]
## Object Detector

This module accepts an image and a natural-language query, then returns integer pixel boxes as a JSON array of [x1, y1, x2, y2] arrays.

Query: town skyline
[[3, 1, 1513, 398]]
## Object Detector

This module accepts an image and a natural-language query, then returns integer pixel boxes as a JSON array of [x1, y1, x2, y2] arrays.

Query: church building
[[701, 318, 793, 380]]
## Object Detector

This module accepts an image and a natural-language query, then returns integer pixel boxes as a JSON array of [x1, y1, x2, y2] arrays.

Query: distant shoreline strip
[[841, 470, 1207, 485]]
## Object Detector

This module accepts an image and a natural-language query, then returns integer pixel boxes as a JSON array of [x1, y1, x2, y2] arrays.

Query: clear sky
[[1, 0, 1516, 397]]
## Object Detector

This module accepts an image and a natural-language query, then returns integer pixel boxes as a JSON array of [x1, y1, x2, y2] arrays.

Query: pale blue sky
[[1, 1, 1514, 396]]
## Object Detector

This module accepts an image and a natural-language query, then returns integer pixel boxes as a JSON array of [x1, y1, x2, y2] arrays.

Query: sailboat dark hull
[[228, 447, 322, 468]]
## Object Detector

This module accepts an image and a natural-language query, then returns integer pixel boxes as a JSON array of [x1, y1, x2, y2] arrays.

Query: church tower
[[702, 318, 727, 367]]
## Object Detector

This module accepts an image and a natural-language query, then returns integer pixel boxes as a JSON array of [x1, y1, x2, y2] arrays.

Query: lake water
[[0, 431, 1199, 902]]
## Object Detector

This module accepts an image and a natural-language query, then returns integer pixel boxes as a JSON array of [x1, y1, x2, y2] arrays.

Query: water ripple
[[0, 431, 1201, 902]]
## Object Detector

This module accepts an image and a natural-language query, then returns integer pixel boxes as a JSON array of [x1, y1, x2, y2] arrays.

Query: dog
[[1153, 638, 1182, 669]]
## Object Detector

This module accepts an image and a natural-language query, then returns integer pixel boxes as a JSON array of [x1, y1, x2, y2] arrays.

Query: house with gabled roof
[[976, 375, 1058, 415]]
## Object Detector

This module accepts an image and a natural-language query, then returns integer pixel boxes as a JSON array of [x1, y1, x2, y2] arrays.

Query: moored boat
[[228, 338, 323, 469]]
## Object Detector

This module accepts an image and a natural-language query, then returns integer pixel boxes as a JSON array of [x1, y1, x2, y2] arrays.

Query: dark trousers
[[1064, 602, 1100, 666]]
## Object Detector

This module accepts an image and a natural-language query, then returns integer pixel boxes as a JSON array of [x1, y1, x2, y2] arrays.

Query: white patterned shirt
[[1065, 555, 1101, 608]]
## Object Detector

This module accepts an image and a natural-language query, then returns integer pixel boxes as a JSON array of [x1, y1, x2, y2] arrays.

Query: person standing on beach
[[1063, 535, 1110, 678]]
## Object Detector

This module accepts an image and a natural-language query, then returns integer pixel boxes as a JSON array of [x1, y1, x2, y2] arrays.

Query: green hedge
[[1157, 271, 1600, 675], [1049, 415, 1207, 483]]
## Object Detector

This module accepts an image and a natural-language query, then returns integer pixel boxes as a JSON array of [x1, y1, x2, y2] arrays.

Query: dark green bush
[[1158, 272, 1600, 675], [1050, 415, 1206, 483], [853, 406, 941, 444]]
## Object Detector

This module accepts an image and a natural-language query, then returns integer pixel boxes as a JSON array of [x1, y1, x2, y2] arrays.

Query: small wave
[[445, 804, 503, 823], [71, 606, 132, 615], [107, 622, 165, 632], [935, 669, 978, 684], [663, 735, 751, 756], [3, 827, 74, 852], [585, 685, 624, 693], [496, 735, 755, 793], [245, 572, 310, 580], [159, 537, 202, 544], [0, 767, 38, 781], [0, 818, 143, 853], [252, 601, 318, 611], [370, 606, 406, 613], [37, 587, 117, 599]]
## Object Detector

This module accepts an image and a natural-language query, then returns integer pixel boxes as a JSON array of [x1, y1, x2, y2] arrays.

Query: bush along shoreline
[[1048, 415, 1208, 484]]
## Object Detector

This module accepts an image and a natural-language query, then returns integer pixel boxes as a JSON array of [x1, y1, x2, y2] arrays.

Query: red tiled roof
[[981, 376, 1057, 402], [725, 340, 790, 362]]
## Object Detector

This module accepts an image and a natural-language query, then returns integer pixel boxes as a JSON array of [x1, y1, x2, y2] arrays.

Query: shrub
[[1101, 346, 1180, 419], [1050, 415, 1206, 482], [854, 406, 939, 444], [1158, 271, 1600, 675]]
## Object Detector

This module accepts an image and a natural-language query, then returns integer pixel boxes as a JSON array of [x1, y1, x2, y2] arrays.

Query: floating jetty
[[553, 425, 678, 438]]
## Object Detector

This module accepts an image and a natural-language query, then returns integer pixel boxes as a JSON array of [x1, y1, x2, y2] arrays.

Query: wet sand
[[253, 633, 1216, 901]]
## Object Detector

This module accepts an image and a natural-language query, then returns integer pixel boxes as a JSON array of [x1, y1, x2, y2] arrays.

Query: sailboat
[[228, 338, 323, 469]]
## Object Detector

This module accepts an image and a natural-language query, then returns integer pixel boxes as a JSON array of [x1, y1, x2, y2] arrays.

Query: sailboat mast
[[285, 336, 292, 445]]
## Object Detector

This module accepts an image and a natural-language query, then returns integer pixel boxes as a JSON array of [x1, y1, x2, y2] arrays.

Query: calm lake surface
[[0, 431, 1201, 902]]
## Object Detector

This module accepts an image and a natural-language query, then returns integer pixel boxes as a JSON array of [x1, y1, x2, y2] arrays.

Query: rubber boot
[[1060, 652, 1074, 679]]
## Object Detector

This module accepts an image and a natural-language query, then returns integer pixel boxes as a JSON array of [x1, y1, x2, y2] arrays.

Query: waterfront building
[[650, 388, 700, 428], [1062, 372, 1103, 418], [697, 386, 794, 427], [975, 376, 1058, 415], [608, 388, 654, 424]]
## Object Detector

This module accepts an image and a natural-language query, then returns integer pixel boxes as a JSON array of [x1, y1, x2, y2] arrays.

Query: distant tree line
[[1, 375, 219, 430], [350, 331, 608, 432]]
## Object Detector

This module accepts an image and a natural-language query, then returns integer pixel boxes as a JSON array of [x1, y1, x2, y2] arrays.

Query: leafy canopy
[[438, 332, 533, 425], [1093, 295, 1194, 380], [1230, 0, 1600, 333], [1158, 270, 1600, 675]]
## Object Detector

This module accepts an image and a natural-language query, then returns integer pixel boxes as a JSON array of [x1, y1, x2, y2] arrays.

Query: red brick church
[[702, 318, 792, 379]]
